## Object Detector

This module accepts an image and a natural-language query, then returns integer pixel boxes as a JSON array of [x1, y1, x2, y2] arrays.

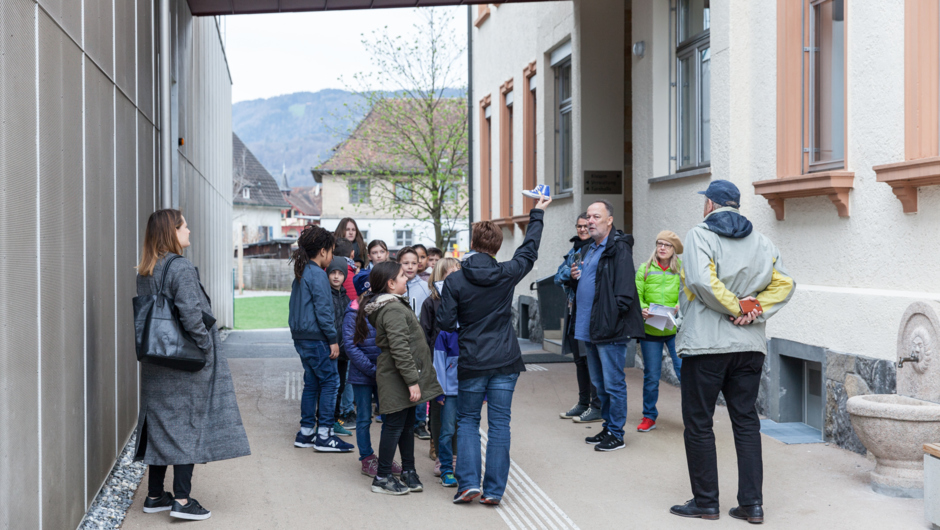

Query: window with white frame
[[676, 0, 710, 171], [442, 229, 458, 249], [242, 187, 250, 199], [360, 230, 369, 242], [348, 178, 370, 204], [396, 229, 413, 247]]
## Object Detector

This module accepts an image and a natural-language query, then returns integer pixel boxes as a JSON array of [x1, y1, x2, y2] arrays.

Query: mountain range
[[232, 88, 466, 188]]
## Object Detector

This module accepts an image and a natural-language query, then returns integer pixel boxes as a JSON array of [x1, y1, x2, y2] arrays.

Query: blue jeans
[[455, 373, 518, 500], [438, 396, 458, 475], [352, 384, 379, 459], [415, 401, 427, 427], [340, 365, 355, 415], [294, 340, 339, 431], [640, 337, 681, 421], [583, 342, 628, 439]]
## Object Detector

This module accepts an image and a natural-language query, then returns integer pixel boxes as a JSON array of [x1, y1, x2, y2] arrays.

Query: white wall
[[472, 0, 626, 297], [633, 0, 917, 361], [234, 205, 282, 242]]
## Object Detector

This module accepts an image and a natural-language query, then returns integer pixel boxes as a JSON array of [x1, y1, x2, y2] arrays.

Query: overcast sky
[[223, 7, 469, 103]]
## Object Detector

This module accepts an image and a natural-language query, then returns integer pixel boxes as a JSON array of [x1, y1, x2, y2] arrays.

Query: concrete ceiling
[[187, 0, 553, 16]]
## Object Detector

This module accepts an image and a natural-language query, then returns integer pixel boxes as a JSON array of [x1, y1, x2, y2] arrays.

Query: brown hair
[[354, 261, 402, 344], [396, 246, 418, 262], [428, 257, 461, 300], [470, 220, 503, 255], [290, 225, 335, 280], [334, 217, 367, 266], [137, 209, 184, 276]]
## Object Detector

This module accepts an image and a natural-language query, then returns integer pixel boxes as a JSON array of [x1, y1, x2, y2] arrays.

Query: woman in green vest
[[635, 230, 683, 433]]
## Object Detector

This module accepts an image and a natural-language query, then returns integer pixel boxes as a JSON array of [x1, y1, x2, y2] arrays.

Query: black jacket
[[330, 287, 350, 358], [570, 229, 644, 344], [420, 292, 443, 351], [438, 209, 544, 379]]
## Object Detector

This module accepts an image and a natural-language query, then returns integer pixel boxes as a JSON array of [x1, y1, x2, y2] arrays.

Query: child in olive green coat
[[355, 262, 443, 496]]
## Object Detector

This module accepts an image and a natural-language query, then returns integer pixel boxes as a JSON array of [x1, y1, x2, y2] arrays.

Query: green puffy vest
[[635, 259, 682, 337]]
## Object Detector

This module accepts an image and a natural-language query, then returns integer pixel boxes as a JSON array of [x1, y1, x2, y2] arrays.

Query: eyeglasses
[[576, 225, 589, 230], [656, 242, 674, 249]]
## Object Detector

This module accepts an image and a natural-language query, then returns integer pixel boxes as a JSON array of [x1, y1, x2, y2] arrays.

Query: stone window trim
[[871, 0, 940, 213], [500, 78, 515, 220], [474, 4, 491, 28], [479, 94, 493, 221], [755, 0, 853, 220], [522, 61, 538, 213]]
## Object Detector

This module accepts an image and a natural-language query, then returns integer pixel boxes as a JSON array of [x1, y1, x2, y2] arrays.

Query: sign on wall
[[583, 171, 623, 195]]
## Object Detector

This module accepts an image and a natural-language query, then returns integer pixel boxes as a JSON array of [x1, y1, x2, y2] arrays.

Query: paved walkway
[[122, 333, 928, 529]]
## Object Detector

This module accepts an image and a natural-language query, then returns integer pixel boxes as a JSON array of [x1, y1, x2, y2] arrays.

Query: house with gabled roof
[[233, 133, 289, 244]]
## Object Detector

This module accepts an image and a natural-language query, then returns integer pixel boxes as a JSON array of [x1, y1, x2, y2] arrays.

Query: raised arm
[[502, 208, 545, 284]]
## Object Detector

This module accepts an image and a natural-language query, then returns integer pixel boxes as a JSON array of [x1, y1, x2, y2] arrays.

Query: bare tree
[[330, 8, 468, 249]]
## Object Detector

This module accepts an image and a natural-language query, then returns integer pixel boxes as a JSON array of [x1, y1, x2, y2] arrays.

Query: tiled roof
[[315, 98, 466, 176], [285, 186, 322, 216], [233, 133, 289, 208]]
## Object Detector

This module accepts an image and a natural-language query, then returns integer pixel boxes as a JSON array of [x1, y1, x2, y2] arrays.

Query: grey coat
[[133, 253, 251, 466]]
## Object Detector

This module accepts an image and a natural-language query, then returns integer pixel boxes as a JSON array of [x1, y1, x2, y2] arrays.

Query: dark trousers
[[570, 334, 600, 409], [378, 406, 416, 477], [148, 464, 195, 500], [681, 351, 764, 508], [429, 399, 458, 459], [334, 358, 348, 418]]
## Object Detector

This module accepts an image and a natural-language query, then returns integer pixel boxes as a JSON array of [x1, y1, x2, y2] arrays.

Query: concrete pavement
[[122, 336, 928, 529]]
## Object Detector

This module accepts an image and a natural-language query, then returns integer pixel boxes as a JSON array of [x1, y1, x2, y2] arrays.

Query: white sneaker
[[522, 184, 550, 199]]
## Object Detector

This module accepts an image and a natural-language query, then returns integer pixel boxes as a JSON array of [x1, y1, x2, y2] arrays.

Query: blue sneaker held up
[[314, 434, 355, 453], [521, 184, 550, 199]]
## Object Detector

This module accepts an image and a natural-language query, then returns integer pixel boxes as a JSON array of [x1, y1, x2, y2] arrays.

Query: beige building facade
[[471, 0, 935, 451]]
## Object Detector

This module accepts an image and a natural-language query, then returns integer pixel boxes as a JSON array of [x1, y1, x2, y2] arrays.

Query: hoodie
[[326, 258, 350, 356], [437, 209, 545, 380]]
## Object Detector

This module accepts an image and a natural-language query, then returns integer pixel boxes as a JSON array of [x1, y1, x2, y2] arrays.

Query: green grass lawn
[[233, 296, 290, 330]]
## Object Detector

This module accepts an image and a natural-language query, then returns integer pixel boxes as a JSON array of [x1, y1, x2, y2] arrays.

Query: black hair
[[354, 261, 402, 344], [577, 212, 589, 221], [412, 244, 427, 254], [335, 239, 356, 260], [290, 225, 335, 280]]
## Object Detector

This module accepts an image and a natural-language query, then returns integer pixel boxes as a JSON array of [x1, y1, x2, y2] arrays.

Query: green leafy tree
[[326, 8, 468, 250]]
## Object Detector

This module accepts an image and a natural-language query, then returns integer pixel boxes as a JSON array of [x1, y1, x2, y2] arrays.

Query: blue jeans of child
[[455, 373, 518, 500], [352, 384, 379, 459], [583, 341, 628, 439], [438, 396, 458, 475], [640, 337, 682, 421], [415, 401, 427, 428], [340, 365, 355, 415], [294, 340, 339, 431]]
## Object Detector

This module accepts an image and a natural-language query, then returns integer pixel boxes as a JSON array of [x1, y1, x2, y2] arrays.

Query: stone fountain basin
[[847, 394, 940, 496]]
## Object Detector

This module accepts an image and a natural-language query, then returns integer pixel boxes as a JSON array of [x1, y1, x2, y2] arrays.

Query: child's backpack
[[432, 330, 459, 396]]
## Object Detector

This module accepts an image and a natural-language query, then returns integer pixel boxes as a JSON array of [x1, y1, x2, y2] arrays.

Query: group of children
[[288, 224, 463, 495]]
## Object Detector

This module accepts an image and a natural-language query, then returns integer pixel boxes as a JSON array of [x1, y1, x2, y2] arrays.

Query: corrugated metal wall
[[0, 1, 233, 528]]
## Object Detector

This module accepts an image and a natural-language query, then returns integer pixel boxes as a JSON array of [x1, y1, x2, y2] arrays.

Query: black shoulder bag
[[133, 254, 208, 371]]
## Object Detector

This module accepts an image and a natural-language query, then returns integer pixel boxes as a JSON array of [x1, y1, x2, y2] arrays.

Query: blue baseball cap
[[353, 270, 371, 296], [698, 179, 741, 209]]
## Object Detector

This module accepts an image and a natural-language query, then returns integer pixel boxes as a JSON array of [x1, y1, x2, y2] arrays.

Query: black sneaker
[[169, 498, 211, 521], [343, 411, 358, 427], [560, 403, 587, 419], [142, 491, 173, 513], [372, 474, 410, 495], [400, 470, 424, 492], [414, 422, 431, 440], [595, 434, 625, 452], [585, 428, 610, 445]]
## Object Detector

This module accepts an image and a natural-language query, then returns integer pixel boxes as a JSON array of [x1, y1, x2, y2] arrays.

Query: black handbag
[[133, 254, 207, 371]]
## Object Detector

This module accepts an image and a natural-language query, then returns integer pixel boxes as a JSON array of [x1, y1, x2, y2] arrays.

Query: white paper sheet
[[647, 303, 677, 331]]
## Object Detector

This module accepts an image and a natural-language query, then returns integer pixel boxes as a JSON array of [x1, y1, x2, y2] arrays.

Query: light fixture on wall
[[632, 41, 646, 59]]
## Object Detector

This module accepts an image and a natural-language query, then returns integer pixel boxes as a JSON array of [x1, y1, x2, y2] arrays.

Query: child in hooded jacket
[[343, 273, 403, 478]]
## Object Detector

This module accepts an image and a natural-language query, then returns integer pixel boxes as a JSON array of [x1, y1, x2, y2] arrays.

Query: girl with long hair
[[635, 230, 684, 434], [357, 262, 443, 495], [334, 217, 368, 268], [134, 209, 250, 521]]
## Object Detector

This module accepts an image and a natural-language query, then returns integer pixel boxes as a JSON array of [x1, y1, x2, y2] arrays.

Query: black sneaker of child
[[372, 475, 410, 495], [413, 422, 431, 440], [400, 470, 424, 492]]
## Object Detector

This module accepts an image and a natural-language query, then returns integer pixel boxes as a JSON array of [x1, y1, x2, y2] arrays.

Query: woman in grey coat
[[134, 209, 251, 521]]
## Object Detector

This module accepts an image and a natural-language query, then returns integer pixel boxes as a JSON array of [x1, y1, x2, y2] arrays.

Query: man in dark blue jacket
[[438, 195, 552, 505]]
